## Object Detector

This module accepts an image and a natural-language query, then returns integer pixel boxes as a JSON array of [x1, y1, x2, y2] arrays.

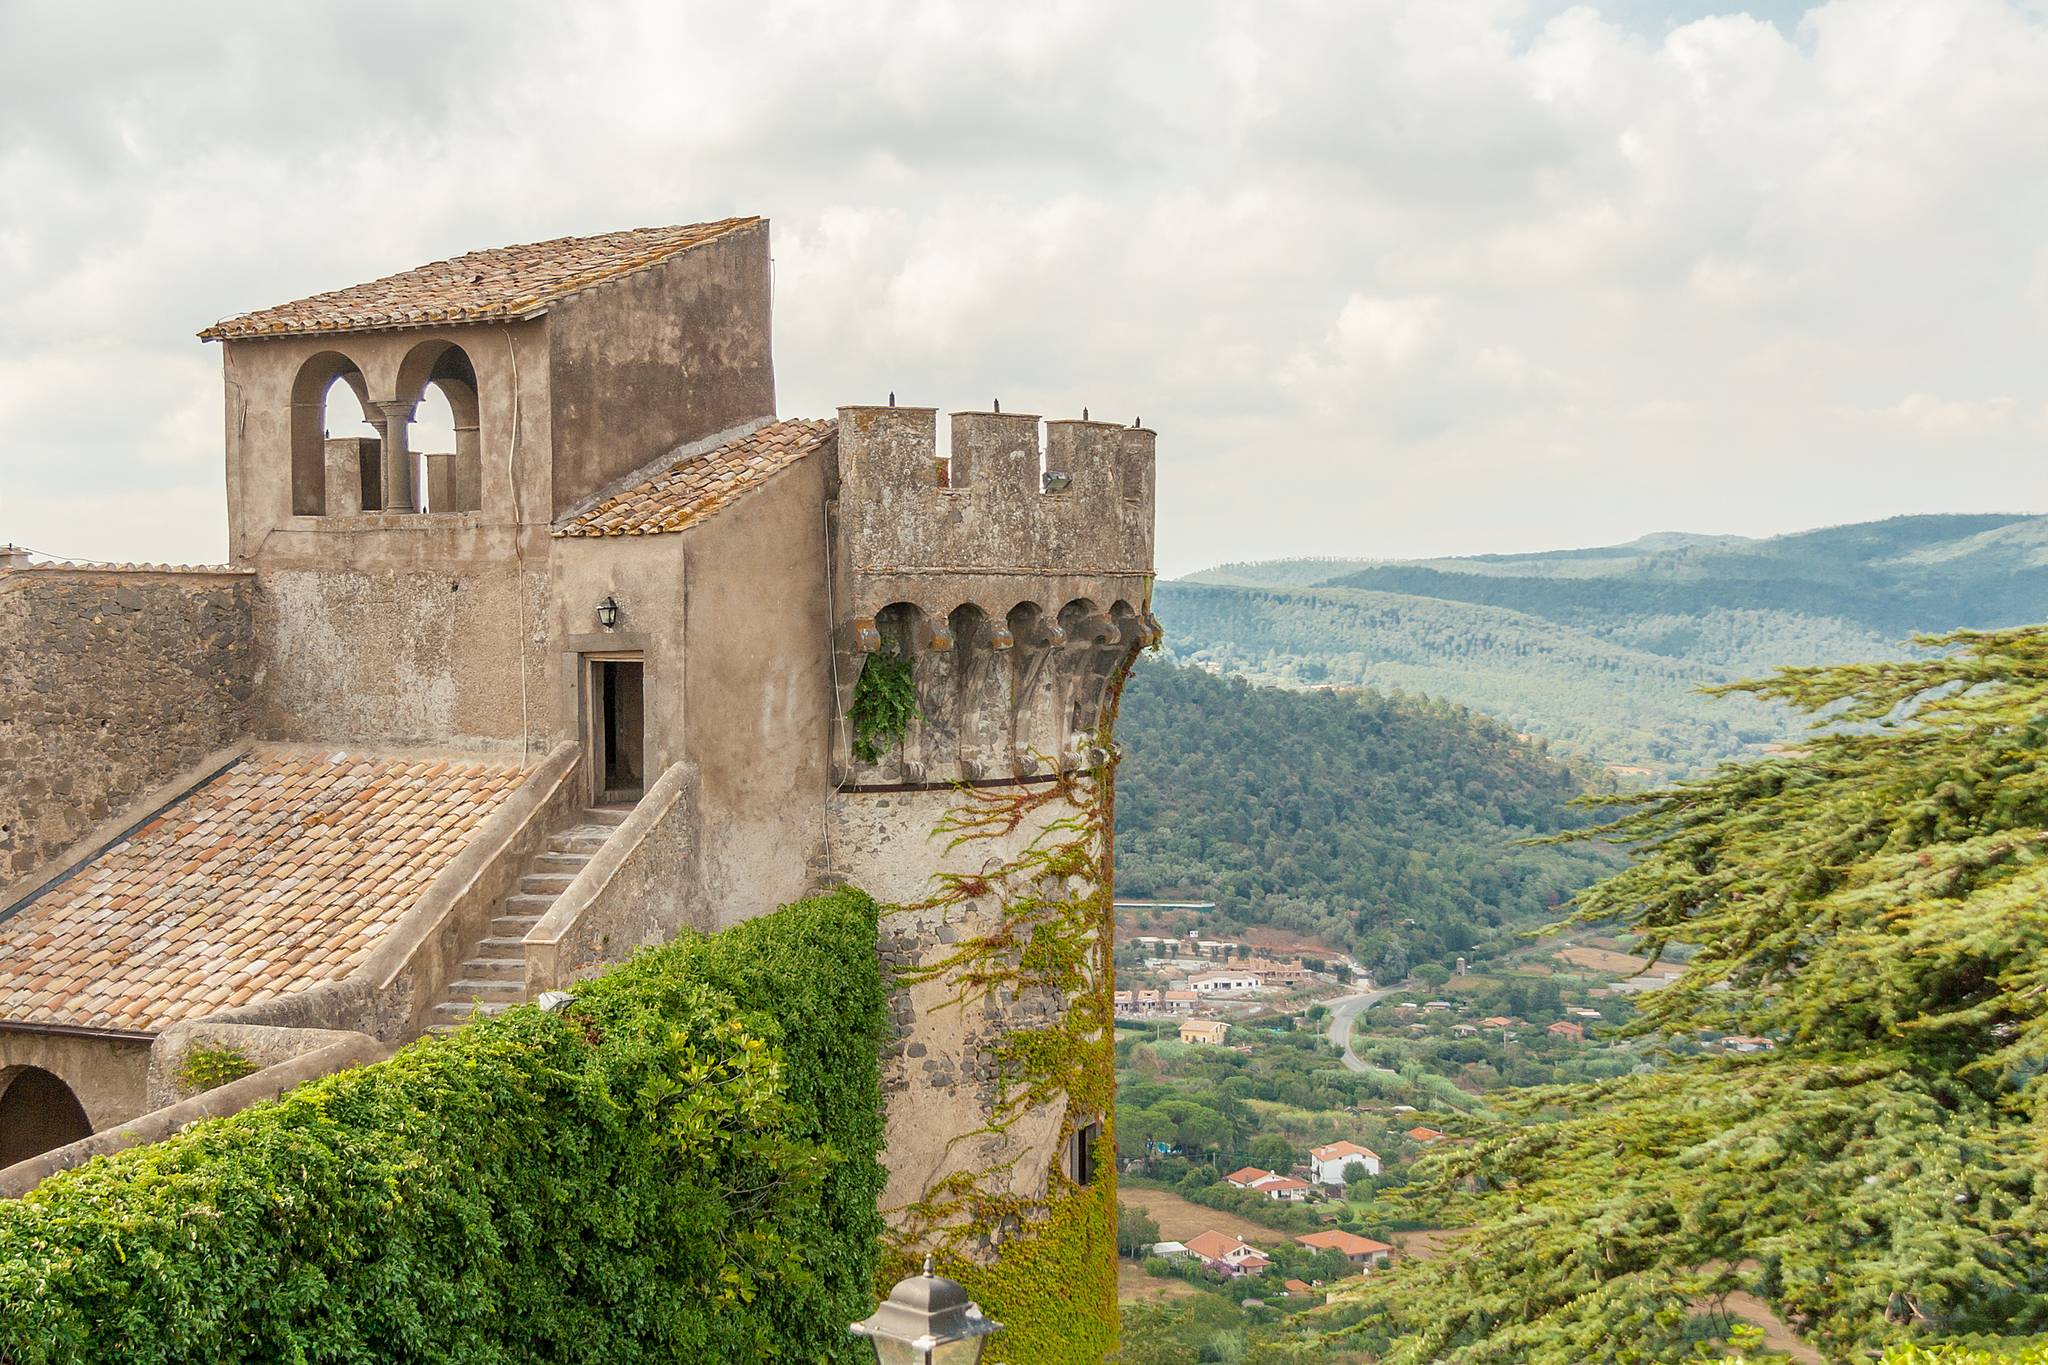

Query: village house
[[1185, 1230, 1271, 1278], [1189, 970, 1261, 996], [1296, 1230, 1394, 1270], [1309, 1139, 1382, 1185], [1548, 1020, 1587, 1042], [1243, 958, 1314, 988], [1163, 989, 1199, 1013], [1479, 1015, 1518, 1028], [1224, 1166, 1278, 1189], [1180, 1019, 1231, 1045], [0, 217, 1157, 1300], [1407, 1126, 1448, 1144]]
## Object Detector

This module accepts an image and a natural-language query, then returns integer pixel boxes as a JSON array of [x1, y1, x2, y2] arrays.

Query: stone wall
[[0, 566, 254, 887]]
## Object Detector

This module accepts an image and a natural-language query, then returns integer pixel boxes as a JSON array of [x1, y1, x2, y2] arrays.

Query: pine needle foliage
[[1340, 627, 2048, 1361]]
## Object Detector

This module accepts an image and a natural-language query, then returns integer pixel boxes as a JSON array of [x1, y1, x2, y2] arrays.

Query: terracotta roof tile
[[554, 418, 834, 539], [197, 218, 759, 341], [0, 748, 531, 1032]]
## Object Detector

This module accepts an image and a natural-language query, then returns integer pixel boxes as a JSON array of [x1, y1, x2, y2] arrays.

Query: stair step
[[534, 853, 591, 877], [429, 1000, 516, 1025], [444, 979, 526, 1002], [490, 914, 541, 938], [520, 872, 576, 895], [475, 936, 529, 954], [583, 807, 632, 827], [460, 957, 525, 982], [549, 831, 610, 854], [504, 894, 556, 915]]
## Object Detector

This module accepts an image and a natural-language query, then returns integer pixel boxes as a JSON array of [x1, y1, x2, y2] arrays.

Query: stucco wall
[[0, 1029, 151, 1132], [552, 533, 687, 774], [0, 567, 254, 886], [251, 547, 553, 751], [546, 221, 777, 519], [680, 457, 833, 926], [828, 784, 1092, 1221]]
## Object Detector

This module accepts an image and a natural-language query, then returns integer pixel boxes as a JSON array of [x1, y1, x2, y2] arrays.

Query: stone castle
[[0, 218, 1154, 1317]]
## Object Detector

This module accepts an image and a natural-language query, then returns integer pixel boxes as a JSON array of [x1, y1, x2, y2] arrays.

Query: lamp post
[[849, 1256, 1002, 1364]]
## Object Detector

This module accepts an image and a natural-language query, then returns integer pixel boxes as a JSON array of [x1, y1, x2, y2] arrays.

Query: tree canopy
[[1333, 627, 2048, 1360]]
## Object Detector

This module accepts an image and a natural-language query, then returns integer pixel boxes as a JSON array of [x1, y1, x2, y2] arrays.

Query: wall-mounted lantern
[[849, 1256, 1002, 1364], [596, 596, 620, 631]]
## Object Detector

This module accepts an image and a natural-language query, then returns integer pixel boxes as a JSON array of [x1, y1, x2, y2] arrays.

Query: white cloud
[[2, 0, 2046, 574]]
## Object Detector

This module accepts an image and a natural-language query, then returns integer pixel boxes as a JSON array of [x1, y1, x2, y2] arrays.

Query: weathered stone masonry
[[0, 567, 254, 886]]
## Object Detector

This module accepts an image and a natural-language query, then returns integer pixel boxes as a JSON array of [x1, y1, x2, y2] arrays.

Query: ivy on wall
[[849, 651, 919, 763], [0, 889, 889, 1365], [882, 647, 1142, 1365]]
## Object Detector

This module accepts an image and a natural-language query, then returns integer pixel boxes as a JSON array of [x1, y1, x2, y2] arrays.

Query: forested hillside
[[1163, 513, 2048, 774], [1113, 660, 1615, 979]]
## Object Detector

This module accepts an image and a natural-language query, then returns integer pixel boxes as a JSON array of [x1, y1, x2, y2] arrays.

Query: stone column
[[373, 400, 418, 513]]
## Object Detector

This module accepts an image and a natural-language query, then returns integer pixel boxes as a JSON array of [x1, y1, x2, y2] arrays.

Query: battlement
[[831, 405, 1154, 617], [826, 403, 1157, 787]]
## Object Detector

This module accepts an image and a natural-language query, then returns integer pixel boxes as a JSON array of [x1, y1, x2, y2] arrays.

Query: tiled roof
[[198, 218, 760, 340], [1186, 1231, 1259, 1261], [555, 418, 834, 538], [1297, 1230, 1394, 1256], [0, 748, 531, 1032], [1311, 1140, 1380, 1161]]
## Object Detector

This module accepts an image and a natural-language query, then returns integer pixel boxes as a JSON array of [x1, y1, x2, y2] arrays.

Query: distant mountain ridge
[[1161, 513, 2048, 775]]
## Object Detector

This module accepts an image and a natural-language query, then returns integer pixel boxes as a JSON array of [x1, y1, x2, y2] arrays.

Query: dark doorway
[[594, 658, 645, 805], [0, 1067, 92, 1169]]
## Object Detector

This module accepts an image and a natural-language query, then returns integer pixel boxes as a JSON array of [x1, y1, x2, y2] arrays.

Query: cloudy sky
[[4, 0, 2046, 576]]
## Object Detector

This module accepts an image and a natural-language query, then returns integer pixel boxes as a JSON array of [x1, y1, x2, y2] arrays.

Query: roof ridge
[[199, 217, 762, 341]]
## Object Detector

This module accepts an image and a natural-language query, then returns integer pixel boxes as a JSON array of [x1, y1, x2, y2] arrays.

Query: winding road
[[1323, 982, 1406, 1074]]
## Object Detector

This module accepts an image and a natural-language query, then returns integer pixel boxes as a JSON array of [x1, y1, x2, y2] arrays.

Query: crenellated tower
[[821, 404, 1157, 1361], [828, 405, 1158, 785]]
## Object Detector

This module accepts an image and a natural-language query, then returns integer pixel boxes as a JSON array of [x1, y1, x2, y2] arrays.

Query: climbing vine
[[879, 645, 1142, 1364], [848, 650, 920, 763]]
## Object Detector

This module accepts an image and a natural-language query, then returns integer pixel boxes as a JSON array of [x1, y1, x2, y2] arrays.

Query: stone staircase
[[423, 806, 629, 1034]]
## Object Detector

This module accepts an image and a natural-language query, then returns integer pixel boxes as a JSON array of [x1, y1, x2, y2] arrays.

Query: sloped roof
[[1186, 1231, 1259, 1261], [198, 217, 760, 340], [1311, 1140, 1380, 1162], [554, 418, 834, 538], [0, 748, 531, 1032], [1297, 1230, 1394, 1256], [1225, 1166, 1277, 1186]]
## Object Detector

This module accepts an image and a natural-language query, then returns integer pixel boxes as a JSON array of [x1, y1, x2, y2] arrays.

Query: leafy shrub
[[172, 1045, 257, 1094], [848, 651, 918, 762], [0, 888, 889, 1364]]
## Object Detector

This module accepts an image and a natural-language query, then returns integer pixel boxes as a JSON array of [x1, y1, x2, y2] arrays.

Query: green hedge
[[0, 888, 889, 1364]]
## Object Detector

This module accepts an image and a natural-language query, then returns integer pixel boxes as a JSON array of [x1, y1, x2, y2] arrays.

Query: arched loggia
[[395, 341, 483, 513], [289, 352, 373, 515]]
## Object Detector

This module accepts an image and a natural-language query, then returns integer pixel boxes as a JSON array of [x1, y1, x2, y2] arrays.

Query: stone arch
[[0, 1065, 92, 1170], [1052, 599, 1116, 767], [948, 603, 1009, 778], [289, 351, 372, 516], [395, 340, 483, 513], [1006, 600, 1065, 773]]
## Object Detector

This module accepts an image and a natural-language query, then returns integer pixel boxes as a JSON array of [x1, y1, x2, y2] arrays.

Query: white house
[[1190, 971, 1261, 995], [1309, 1140, 1383, 1185]]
